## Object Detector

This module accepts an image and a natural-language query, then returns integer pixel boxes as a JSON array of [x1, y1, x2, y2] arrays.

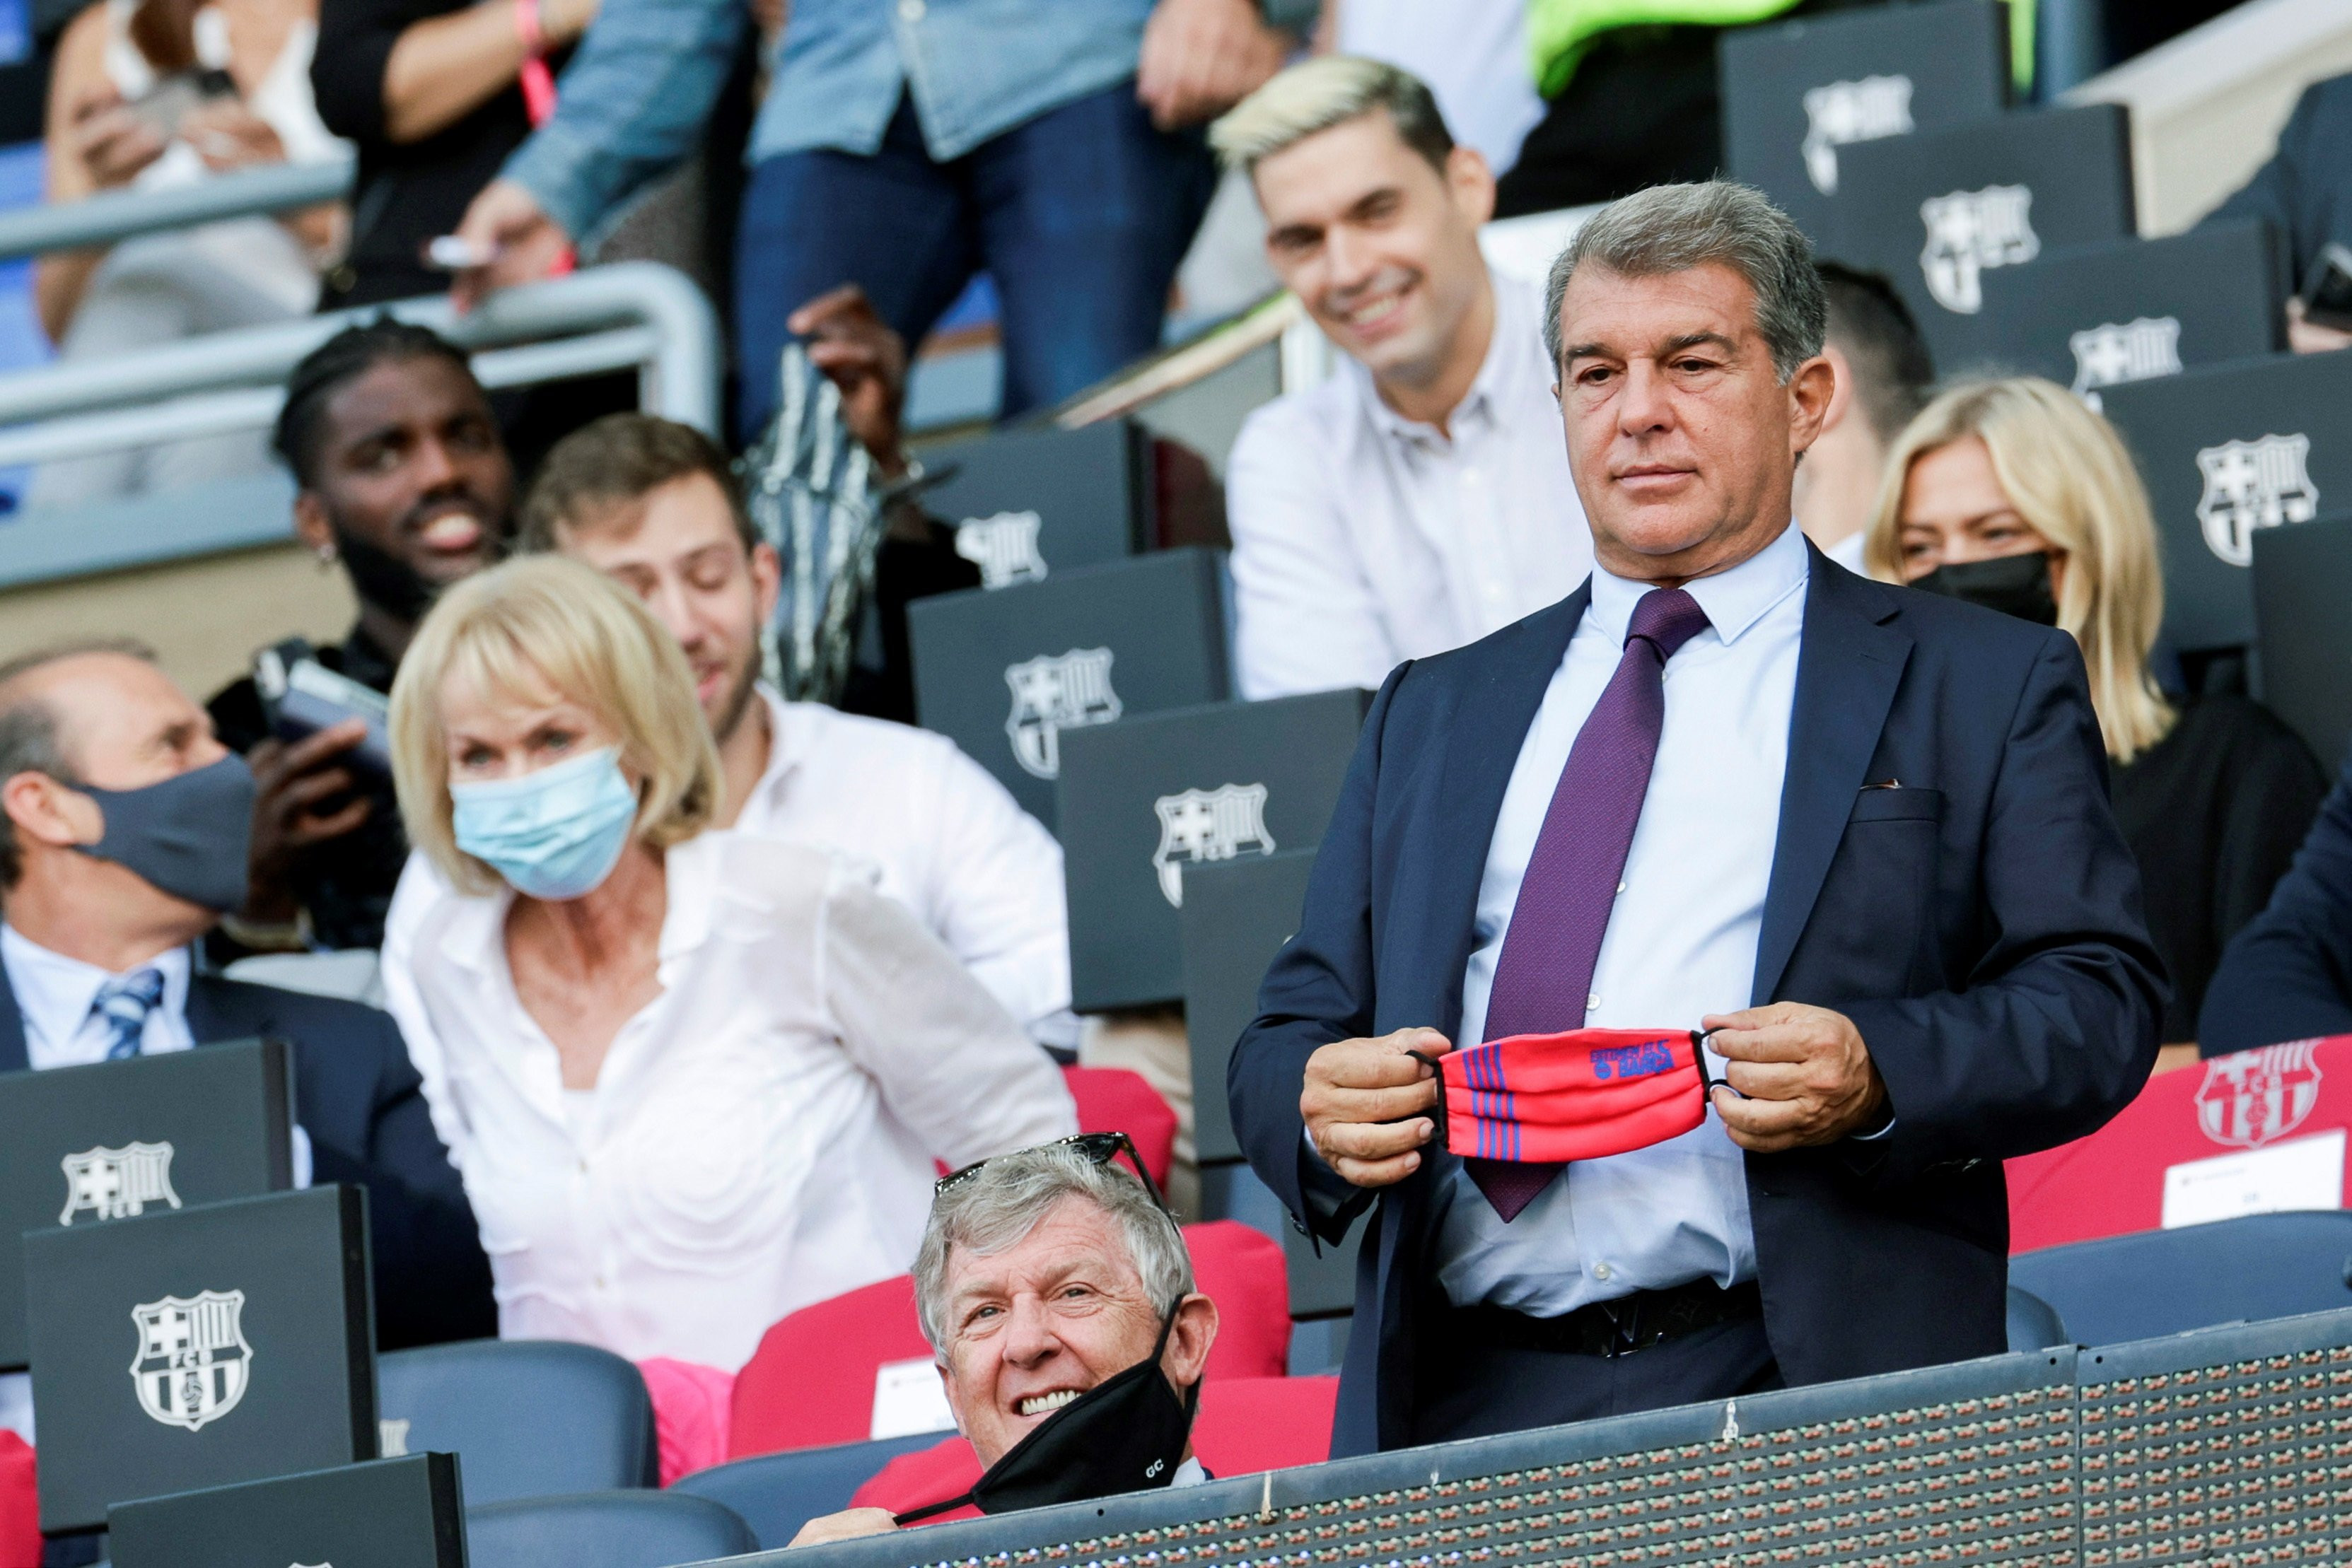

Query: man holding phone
[[207, 320, 516, 956]]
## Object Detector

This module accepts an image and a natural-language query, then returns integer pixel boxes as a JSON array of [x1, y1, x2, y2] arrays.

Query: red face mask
[[1416, 1028, 1720, 1164]]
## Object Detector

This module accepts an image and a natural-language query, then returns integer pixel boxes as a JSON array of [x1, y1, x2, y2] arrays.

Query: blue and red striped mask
[[1417, 1028, 1720, 1164]]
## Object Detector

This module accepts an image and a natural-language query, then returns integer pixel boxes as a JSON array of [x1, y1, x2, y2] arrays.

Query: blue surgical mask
[[450, 746, 639, 901]]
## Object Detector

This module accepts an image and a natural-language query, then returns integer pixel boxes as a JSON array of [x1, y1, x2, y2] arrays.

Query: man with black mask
[[791, 1137, 1220, 1542], [208, 321, 515, 956]]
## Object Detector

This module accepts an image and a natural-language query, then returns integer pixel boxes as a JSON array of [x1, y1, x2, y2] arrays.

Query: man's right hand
[[1300, 1027, 1450, 1188], [449, 179, 573, 311], [241, 720, 373, 927]]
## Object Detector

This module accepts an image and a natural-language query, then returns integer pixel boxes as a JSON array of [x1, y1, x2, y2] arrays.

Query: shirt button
[[897, 0, 923, 18], [1593, 1262, 1614, 1282], [1587, 993, 1600, 1011], [594, 1275, 607, 1289], [1616, 881, 1627, 895]]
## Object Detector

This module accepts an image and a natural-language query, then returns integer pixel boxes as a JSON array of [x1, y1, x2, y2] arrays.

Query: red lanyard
[[511, 0, 574, 274]]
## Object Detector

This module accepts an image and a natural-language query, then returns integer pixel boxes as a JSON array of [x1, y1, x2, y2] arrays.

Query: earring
[[316, 542, 339, 566]]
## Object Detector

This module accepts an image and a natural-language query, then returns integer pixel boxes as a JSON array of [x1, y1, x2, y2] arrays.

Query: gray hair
[[1209, 55, 1453, 176], [0, 638, 157, 889], [913, 1143, 1194, 1359], [1542, 180, 1827, 382]]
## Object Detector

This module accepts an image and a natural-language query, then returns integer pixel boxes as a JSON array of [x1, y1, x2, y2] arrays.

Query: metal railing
[[0, 156, 356, 264], [0, 260, 721, 590]]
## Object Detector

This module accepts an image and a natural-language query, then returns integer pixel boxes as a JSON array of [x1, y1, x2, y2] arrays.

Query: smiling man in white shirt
[[1211, 57, 1594, 701]]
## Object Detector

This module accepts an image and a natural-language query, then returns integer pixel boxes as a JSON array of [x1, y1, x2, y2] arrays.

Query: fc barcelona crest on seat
[[131, 1289, 252, 1432], [60, 1140, 182, 1226]]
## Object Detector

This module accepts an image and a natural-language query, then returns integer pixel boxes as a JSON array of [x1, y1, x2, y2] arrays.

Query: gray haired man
[[791, 1139, 1221, 1545], [1228, 178, 2160, 1454]]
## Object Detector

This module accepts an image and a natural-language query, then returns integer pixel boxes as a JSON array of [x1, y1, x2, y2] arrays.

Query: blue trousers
[[1411, 1307, 1781, 1444], [733, 80, 1216, 440]]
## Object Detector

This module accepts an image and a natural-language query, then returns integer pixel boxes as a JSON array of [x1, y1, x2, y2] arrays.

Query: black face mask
[[74, 754, 257, 913], [1910, 551, 2060, 626], [897, 1306, 1200, 1523]]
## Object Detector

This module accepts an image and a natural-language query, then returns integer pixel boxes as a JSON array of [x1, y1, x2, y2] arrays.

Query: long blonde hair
[[388, 555, 722, 895], [1864, 377, 2175, 763]]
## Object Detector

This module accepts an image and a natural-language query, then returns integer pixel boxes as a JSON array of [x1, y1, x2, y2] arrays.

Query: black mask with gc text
[[896, 1305, 1200, 1523], [1910, 551, 2060, 626]]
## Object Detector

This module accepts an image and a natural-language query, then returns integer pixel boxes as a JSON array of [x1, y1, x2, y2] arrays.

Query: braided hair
[[273, 320, 477, 488]]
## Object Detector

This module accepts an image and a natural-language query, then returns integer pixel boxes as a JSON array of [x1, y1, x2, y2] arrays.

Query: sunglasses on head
[[936, 1130, 1170, 1215]]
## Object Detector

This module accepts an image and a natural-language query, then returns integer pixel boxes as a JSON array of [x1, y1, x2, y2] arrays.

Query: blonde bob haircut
[[1865, 376, 2175, 763], [389, 554, 721, 895]]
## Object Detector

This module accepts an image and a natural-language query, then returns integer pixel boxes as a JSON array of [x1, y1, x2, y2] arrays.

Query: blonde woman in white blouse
[[381, 554, 1076, 1371]]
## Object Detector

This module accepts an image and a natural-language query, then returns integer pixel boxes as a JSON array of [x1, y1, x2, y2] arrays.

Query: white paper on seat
[[2162, 1128, 2346, 1229], [871, 1355, 957, 1440]]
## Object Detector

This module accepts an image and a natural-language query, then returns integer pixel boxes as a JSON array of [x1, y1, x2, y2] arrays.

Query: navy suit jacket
[[1228, 545, 2165, 1457], [2199, 745, 2352, 1055], [0, 967, 495, 1350]]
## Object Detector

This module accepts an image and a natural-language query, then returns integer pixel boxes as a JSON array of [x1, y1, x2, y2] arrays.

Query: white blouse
[[380, 831, 1076, 1371]]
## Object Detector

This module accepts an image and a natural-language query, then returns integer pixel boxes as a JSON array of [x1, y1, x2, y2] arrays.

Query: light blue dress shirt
[[506, 0, 1156, 243], [1431, 520, 1814, 1316]]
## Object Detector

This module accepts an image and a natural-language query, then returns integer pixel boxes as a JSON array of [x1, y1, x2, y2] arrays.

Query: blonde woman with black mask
[[1867, 378, 2328, 1052]]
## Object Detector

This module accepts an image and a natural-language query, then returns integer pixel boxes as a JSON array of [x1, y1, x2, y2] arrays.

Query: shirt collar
[[1585, 520, 1811, 652], [1353, 265, 1535, 449], [0, 924, 190, 1050]]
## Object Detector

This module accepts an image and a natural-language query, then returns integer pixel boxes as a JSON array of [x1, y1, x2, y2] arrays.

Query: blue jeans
[[732, 78, 1216, 440]]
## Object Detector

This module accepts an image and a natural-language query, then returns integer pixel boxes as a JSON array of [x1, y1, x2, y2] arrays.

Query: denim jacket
[[505, 0, 1156, 242]]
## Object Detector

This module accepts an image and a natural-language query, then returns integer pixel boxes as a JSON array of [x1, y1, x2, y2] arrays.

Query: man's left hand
[[1137, 0, 1289, 130], [1700, 1002, 1887, 1152], [788, 1509, 900, 1547]]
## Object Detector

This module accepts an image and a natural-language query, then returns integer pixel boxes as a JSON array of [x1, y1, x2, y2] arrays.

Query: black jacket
[[0, 969, 494, 1350]]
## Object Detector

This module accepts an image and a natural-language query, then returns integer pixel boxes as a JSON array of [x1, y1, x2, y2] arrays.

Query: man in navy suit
[[0, 641, 492, 1359], [1228, 180, 2163, 1457]]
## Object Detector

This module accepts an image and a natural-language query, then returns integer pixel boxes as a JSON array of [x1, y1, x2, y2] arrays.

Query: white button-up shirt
[[1433, 522, 1812, 1315], [733, 689, 1073, 1040], [1226, 269, 1593, 701], [380, 831, 1076, 1371]]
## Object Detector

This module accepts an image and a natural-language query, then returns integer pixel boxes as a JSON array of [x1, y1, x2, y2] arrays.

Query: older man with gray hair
[[792, 1137, 1221, 1544], [1229, 179, 2162, 1455]]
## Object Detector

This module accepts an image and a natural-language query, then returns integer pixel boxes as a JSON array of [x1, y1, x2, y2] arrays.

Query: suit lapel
[[1421, 587, 1589, 1038], [0, 967, 27, 1075], [1752, 549, 1913, 1004], [183, 973, 264, 1047]]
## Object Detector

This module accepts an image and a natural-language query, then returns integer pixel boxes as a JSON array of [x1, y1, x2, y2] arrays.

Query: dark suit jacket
[[2199, 744, 2352, 1055], [1228, 545, 2165, 1458], [0, 967, 495, 1350]]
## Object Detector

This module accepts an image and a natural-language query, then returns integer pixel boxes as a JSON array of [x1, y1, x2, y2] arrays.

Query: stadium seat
[[2008, 1035, 2352, 1252], [729, 1221, 1292, 1459], [2005, 1286, 2070, 1352], [1182, 1219, 1291, 1381], [464, 1492, 754, 1568], [1062, 1065, 1179, 1190], [669, 1432, 947, 1547], [729, 1274, 934, 1458], [2009, 1211, 2352, 1346], [851, 1376, 1341, 1521], [378, 1340, 659, 1502]]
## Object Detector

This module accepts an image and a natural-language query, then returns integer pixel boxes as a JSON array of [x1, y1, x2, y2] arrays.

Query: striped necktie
[[92, 969, 165, 1061]]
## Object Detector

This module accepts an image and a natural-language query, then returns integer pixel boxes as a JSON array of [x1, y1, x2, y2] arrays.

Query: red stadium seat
[[2008, 1035, 2352, 1253], [1062, 1066, 1177, 1190], [1182, 1220, 1291, 1381], [730, 1275, 933, 1458], [849, 1376, 1339, 1522], [728, 1224, 1291, 1459], [1, 1432, 36, 1568]]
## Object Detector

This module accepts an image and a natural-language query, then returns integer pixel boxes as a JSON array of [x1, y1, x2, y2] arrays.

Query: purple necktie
[[1469, 586, 1713, 1221]]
